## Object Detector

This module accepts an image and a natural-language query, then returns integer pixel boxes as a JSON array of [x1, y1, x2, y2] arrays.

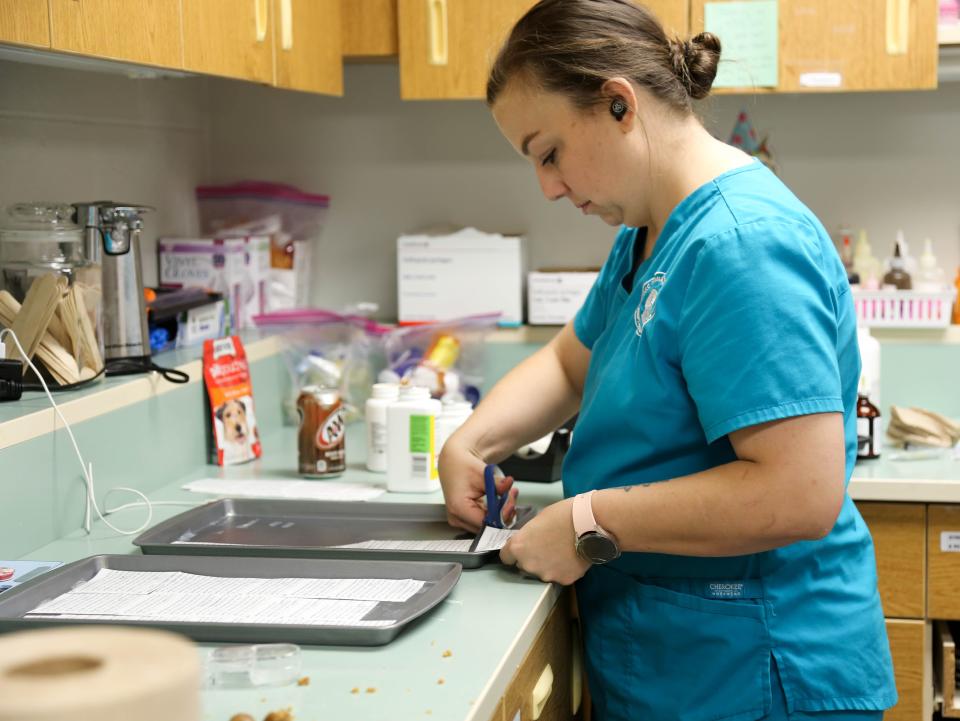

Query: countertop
[[20, 427, 565, 721]]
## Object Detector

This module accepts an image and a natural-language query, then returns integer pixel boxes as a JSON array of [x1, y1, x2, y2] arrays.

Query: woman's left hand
[[500, 498, 591, 585]]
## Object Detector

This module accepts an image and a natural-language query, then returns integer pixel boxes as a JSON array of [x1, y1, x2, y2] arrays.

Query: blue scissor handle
[[484, 464, 514, 529]]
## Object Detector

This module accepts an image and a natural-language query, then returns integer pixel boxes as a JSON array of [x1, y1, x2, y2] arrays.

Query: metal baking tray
[[133, 499, 533, 569], [0, 554, 460, 646]]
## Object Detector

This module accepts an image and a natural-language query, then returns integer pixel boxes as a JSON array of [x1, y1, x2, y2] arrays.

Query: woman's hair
[[486, 0, 721, 112]]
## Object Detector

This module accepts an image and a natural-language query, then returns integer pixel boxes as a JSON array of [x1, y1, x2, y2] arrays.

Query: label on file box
[[941, 532, 960, 552]]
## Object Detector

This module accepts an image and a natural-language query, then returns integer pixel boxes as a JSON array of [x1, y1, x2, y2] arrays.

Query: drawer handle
[[530, 663, 554, 720], [571, 620, 583, 714], [254, 0, 269, 42], [885, 0, 908, 55], [280, 0, 294, 50], [428, 0, 449, 66]]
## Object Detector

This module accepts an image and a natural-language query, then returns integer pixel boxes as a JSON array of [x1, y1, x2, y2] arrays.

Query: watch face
[[577, 532, 620, 564]]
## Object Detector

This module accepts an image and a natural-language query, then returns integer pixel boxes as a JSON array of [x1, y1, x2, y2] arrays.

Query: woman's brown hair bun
[[670, 32, 721, 100]]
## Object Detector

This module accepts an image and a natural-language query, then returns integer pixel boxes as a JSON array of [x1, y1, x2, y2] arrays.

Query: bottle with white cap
[[435, 400, 473, 459], [365, 382, 399, 472], [914, 238, 946, 292], [386, 384, 442, 493]]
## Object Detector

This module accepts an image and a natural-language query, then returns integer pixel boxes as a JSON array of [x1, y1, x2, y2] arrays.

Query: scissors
[[483, 464, 516, 529]]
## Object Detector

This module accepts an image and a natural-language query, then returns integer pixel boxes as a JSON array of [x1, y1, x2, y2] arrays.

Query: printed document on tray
[[183, 478, 384, 502], [332, 539, 474, 552], [25, 569, 423, 626], [474, 526, 517, 553]]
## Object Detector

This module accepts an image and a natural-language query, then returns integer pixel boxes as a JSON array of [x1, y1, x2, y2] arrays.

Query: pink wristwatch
[[572, 491, 620, 564]]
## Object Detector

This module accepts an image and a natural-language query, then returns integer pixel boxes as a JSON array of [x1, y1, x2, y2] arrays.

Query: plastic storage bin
[[851, 289, 957, 328]]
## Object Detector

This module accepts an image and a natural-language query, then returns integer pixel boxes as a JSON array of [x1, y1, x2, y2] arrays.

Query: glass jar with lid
[[0, 202, 103, 375], [0, 202, 89, 300]]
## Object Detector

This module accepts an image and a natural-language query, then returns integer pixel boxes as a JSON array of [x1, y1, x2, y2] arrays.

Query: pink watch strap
[[573, 491, 599, 537]]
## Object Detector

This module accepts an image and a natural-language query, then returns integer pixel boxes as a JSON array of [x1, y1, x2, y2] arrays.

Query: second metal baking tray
[[0, 554, 460, 646], [133, 499, 533, 568]]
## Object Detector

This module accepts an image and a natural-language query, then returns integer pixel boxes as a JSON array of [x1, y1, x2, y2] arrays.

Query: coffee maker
[[72, 201, 153, 374]]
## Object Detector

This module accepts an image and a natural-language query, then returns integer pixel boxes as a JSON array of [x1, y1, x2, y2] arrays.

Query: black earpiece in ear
[[610, 98, 627, 121]]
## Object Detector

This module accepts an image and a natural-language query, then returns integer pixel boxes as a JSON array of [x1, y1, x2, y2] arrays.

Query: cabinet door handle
[[280, 0, 294, 50], [885, 0, 909, 55], [428, 0, 449, 66], [530, 663, 554, 720], [255, 0, 269, 42]]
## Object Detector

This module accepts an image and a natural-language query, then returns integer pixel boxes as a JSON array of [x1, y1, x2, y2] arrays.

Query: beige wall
[[1, 59, 958, 319], [0, 61, 209, 286]]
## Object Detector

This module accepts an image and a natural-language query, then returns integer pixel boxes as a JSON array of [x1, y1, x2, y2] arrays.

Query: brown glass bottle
[[882, 242, 912, 290], [856, 394, 881, 460]]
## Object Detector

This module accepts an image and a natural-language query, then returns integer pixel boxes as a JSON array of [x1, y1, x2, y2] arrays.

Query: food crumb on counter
[[297, 676, 310, 686], [442, 649, 452, 658], [350, 688, 359, 695], [264, 710, 294, 721], [437, 678, 445, 685], [365, 687, 377, 694], [425, 711, 432, 716], [229, 714, 254, 721]]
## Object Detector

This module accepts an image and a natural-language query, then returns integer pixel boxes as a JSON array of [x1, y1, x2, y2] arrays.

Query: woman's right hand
[[438, 437, 518, 533]]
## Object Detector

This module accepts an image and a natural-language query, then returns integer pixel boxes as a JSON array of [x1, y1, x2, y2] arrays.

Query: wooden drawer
[[857, 502, 926, 618], [887, 619, 932, 721], [503, 592, 573, 721], [936, 621, 960, 718], [928, 505, 960, 619]]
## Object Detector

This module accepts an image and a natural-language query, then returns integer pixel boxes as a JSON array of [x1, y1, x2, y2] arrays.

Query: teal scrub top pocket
[[579, 567, 773, 721]]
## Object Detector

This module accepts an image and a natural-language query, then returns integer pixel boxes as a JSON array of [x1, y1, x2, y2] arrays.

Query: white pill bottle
[[386, 385, 442, 493], [435, 400, 474, 459], [365, 382, 399, 472]]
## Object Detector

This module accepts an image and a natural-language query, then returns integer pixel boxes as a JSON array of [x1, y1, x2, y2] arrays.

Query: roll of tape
[[0, 626, 201, 721]]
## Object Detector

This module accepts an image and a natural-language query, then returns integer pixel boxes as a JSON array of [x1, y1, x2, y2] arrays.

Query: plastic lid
[[371, 382, 400, 399], [398, 384, 431, 401], [0, 202, 82, 240]]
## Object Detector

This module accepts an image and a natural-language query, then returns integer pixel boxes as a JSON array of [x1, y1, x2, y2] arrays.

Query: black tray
[[0, 554, 460, 646], [133, 499, 534, 568]]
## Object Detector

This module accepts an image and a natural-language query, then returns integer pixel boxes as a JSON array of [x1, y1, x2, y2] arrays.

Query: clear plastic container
[[0, 202, 87, 301], [203, 643, 302, 688]]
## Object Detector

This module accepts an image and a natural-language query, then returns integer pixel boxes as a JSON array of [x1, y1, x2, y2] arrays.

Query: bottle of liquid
[[852, 229, 881, 290], [895, 230, 918, 278], [435, 400, 473, 459], [837, 224, 857, 284], [856, 392, 882, 460], [953, 266, 960, 324], [386, 385, 442, 493], [882, 241, 912, 290], [365, 382, 399, 473], [914, 238, 946, 292]]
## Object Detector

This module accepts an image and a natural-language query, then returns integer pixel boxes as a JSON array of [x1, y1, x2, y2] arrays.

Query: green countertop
[[20, 425, 566, 721]]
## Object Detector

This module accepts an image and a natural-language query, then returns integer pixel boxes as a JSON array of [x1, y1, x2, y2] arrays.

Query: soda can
[[297, 386, 346, 478]]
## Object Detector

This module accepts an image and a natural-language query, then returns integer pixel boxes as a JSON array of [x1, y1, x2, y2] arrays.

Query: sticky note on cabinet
[[705, 0, 778, 88]]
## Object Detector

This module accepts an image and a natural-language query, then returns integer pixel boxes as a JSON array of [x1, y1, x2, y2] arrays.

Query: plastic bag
[[196, 181, 330, 311], [380, 313, 500, 404], [253, 309, 389, 425]]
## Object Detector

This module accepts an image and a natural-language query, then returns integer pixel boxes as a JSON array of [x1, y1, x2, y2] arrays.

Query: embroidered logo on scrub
[[634, 271, 666, 337]]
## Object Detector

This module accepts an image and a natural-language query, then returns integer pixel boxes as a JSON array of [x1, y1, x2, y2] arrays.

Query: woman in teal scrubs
[[438, 1, 897, 720]]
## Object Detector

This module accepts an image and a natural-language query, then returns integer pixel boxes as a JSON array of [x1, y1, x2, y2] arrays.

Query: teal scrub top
[[566, 162, 897, 721]]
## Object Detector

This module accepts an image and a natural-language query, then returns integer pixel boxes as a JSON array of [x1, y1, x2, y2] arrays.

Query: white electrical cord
[[0, 327, 160, 535]]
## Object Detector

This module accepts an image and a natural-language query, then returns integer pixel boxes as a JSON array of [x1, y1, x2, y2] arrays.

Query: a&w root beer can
[[297, 386, 346, 477]]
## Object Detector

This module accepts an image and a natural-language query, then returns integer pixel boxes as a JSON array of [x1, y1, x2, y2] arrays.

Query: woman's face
[[492, 79, 646, 228]]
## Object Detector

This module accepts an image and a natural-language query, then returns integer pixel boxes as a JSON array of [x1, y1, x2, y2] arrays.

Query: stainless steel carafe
[[72, 201, 153, 370]]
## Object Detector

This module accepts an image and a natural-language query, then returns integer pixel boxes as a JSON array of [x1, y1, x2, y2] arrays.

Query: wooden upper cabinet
[[183, 0, 274, 84], [398, 0, 536, 100], [641, 0, 690, 37], [0, 0, 50, 48], [48, 0, 181, 67], [273, 0, 343, 95], [691, 0, 937, 92], [343, 0, 399, 57]]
